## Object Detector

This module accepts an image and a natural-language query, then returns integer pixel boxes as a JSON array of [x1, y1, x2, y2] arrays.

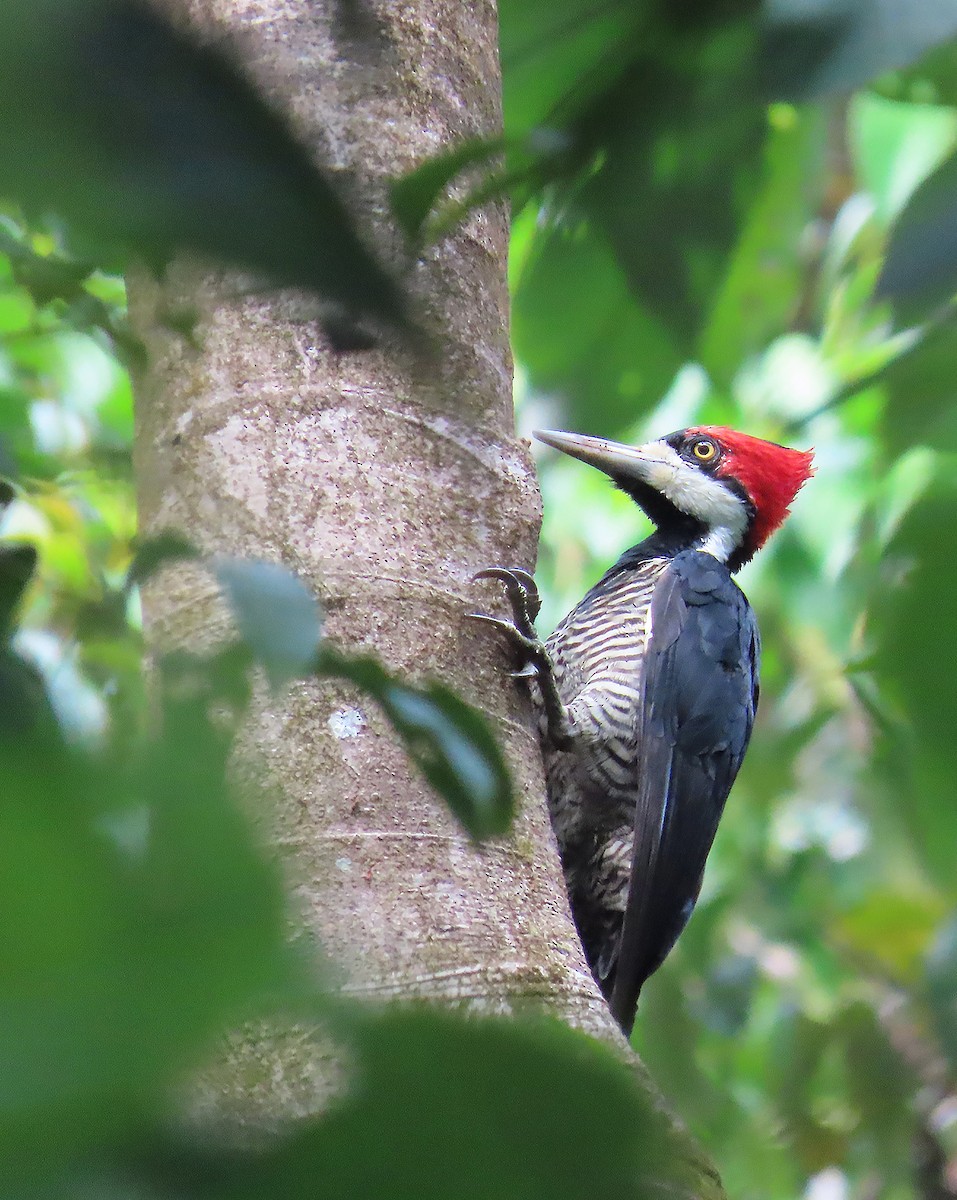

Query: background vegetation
[[3, 1, 957, 1197]]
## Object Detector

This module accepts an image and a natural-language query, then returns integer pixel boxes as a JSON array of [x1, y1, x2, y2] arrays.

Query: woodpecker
[[473, 426, 813, 1036]]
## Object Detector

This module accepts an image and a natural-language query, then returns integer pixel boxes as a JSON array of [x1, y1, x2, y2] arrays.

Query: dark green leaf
[[0, 710, 286, 1182], [508, 1, 768, 412], [876, 151, 957, 320], [0, 223, 92, 307], [926, 911, 957, 1074], [870, 468, 957, 887], [0, 649, 56, 740], [838, 1001, 914, 1161], [214, 559, 322, 688], [155, 1011, 683, 1200], [512, 217, 681, 433], [318, 648, 513, 839], [0, 0, 408, 330], [500, 0, 642, 140], [391, 138, 505, 242], [0, 542, 36, 640], [578, 11, 764, 343], [764, 0, 957, 101], [127, 532, 199, 587], [879, 316, 957, 453]]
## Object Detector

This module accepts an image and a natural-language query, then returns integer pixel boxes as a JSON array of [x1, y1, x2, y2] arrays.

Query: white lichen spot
[[328, 706, 366, 739], [174, 409, 194, 436], [335, 856, 352, 873]]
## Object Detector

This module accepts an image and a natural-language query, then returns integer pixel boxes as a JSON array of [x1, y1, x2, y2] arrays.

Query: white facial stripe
[[640, 441, 748, 562]]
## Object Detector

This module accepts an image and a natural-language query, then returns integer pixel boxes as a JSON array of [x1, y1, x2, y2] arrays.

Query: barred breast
[[538, 556, 670, 982]]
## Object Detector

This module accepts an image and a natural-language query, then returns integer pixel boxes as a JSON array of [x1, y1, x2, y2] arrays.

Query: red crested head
[[689, 426, 814, 560], [532, 424, 814, 571]]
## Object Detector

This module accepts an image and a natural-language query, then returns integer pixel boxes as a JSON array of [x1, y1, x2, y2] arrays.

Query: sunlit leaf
[[849, 92, 957, 226]]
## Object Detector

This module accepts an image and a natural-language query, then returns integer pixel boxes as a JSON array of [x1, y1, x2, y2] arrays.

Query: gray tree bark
[[130, 1, 723, 1196]]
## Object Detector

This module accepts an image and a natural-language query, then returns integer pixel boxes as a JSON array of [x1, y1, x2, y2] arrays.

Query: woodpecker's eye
[[691, 438, 718, 463]]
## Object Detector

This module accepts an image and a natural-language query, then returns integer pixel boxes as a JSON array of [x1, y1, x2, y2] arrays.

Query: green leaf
[[579, 10, 765, 344], [127, 531, 199, 587], [700, 106, 826, 382], [764, 0, 957, 101], [499, 0, 642, 140], [508, 2, 768, 412], [0, 649, 56, 741], [164, 1010, 689, 1200], [879, 317, 957, 453], [870, 467, 957, 887], [0, 223, 92, 307], [214, 558, 323, 688], [511, 216, 681, 433], [849, 92, 957, 227], [836, 890, 944, 981], [0, 0, 408, 330], [876, 150, 957, 320], [876, 36, 957, 106], [0, 542, 36, 641], [926, 911, 957, 1074], [319, 648, 513, 840], [0, 708, 286, 1182], [391, 138, 505, 242]]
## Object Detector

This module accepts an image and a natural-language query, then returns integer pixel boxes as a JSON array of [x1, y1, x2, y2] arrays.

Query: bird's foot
[[470, 567, 542, 660], [469, 566, 572, 749]]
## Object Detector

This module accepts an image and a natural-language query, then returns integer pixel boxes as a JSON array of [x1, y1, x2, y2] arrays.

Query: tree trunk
[[130, 1, 724, 1195]]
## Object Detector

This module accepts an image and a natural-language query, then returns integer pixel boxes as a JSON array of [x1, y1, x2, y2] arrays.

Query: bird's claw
[[510, 662, 539, 680], [472, 566, 542, 631], [470, 565, 573, 750], [465, 611, 539, 656], [469, 566, 546, 673]]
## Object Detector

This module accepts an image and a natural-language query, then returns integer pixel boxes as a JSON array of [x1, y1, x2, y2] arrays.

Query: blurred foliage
[[0, 0, 408, 334], [500, 4, 957, 1199], [4, 1, 957, 1199], [0, 516, 670, 1199]]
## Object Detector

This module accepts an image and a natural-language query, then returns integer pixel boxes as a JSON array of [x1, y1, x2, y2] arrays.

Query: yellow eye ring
[[692, 439, 717, 462]]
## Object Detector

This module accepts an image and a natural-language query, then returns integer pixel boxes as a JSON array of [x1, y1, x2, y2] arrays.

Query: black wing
[[609, 550, 759, 1035]]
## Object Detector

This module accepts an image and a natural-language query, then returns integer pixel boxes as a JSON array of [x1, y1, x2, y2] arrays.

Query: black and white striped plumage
[[475, 426, 813, 1035]]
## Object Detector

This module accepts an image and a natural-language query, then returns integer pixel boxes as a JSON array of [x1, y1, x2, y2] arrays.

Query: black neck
[[615, 478, 708, 560]]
